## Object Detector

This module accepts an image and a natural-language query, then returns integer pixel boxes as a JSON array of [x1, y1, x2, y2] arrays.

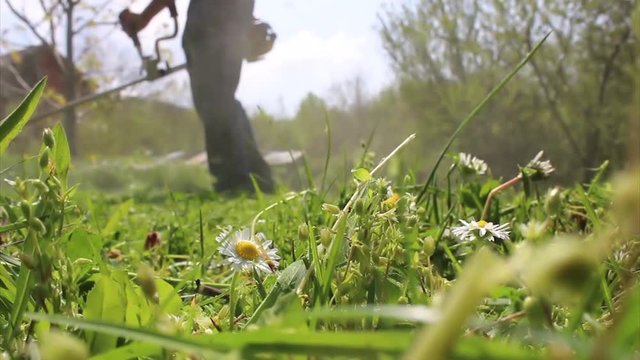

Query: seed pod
[[13, 177, 26, 194], [423, 236, 436, 257], [298, 223, 309, 241], [42, 128, 56, 149], [49, 176, 63, 191], [19, 252, 38, 269], [319, 227, 333, 247], [523, 296, 546, 328], [354, 199, 366, 215], [30, 217, 47, 234], [544, 187, 562, 217], [32, 179, 49, 194], [20, 200, 32, 219], [39, 149, 50, 170], [136, 264, 158, 303], [321, 203, 341, 215]]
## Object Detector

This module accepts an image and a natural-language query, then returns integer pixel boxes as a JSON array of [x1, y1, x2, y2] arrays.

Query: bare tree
[[2, 0, 118, 155]]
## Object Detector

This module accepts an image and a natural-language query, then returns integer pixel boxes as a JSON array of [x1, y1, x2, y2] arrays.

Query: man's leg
[[233, 101, 274, 192], [183, 0, 273, 192]]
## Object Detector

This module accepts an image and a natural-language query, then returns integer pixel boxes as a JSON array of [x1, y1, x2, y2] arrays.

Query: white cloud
[[239, 29, 391, 115]]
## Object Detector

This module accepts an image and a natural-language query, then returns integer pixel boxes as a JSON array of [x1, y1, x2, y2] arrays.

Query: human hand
[[118, 9, 149, 38]]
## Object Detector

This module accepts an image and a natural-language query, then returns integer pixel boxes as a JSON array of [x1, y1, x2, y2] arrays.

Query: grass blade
[[0, 77, 46, 155], [4, 233, 37, 347], [26, 312, 411, 356], [416, 32, 552, 204]]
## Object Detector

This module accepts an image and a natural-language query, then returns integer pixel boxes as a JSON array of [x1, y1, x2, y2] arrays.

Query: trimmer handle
[[167, 2, 178, 18]]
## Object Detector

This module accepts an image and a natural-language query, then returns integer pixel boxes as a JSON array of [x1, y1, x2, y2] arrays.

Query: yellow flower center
[[384, 193, 401, 207], [235, 240, 260, 261], [477, 220, 488, 228]]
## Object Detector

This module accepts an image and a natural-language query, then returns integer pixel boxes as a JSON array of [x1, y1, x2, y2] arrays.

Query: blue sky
[[1, 0, 395, 115]]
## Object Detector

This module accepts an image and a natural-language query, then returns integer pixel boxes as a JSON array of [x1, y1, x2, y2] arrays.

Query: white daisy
[[523, 151, 555, 180], [456, 153, 489, 176], [217, 228, 280, 274], [452, 219, 510, 242]]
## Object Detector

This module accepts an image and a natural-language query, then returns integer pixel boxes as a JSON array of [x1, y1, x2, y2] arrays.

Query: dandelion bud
[[297, 223, 309, 240], [523, 296, 546, 328], [321, 203, 341, 215], [319, 227, 333, 247], [422, 236, 436, 257], [39, 330, 89, 360], [397, 295, 409, 305], [42, 128, 56, 149], [39, 149, 50, 170], [30, 217, 47, 234], [136, 264, 158, 303], [19, 200, 32, 219], [544, 187, 562, 217], [406, 215, 418, 227]]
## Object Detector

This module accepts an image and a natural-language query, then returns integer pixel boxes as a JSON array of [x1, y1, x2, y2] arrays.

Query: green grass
[[0, 38, 639, 359], [1, 126, 638, 359]]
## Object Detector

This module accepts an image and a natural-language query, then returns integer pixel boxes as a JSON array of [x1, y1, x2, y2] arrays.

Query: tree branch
[[73, 0, 115, 35], [524, 20, 585, 163], [4, 0, 50, 46], [598, 27, 631, 105]]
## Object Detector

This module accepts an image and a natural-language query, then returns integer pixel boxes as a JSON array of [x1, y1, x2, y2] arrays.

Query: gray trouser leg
[[182, 0, 273, 191]]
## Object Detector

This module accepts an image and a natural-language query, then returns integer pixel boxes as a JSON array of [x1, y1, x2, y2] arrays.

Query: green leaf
[[26, 312, 540, 359], [0, 77, 46, 155], [292, 304, 441, 324], [155, 278, 183, 315], [51, 123, 71, 183], [4, 232, 37, 348], [84, 273, 127, 353], [25, 312, 411, 357], [321, 213, 348, 303], [245, 260, 307, 327], [352, 168, 372, 182], [101, 199, 133, 237], [64, 229, 104, 262]]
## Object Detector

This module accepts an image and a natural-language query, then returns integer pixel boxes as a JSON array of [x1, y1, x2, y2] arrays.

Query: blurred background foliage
[[3, 0, 637, 190]]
